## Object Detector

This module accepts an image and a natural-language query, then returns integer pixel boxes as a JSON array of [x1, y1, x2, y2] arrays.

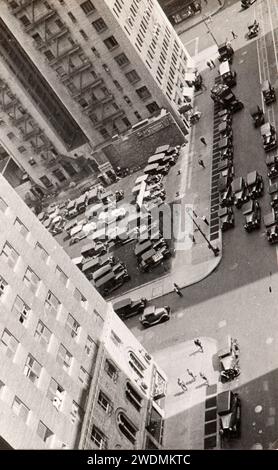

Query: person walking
[[202, 216, 209, 226], [173, 283, 183, 297], [210, 59, 215, 68], [200, 136, 207, 146], [177, 378, 188, 392], [200, 372, 209, 386], [207, 60, 212, 70], [194, 338, 204, 352], [231, 30, 238, 39], [198, 159, 206, 169], [187, 369, 196, 381], [189, 233, 196, 243]]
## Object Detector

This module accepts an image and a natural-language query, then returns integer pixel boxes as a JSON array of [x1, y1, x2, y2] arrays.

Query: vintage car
[[247, 20, 259, 39], [246, 171, 264, 198], [219, 60, 237, 87], [217, 136, 233, 154], [226, 98, 244, 113], [262, 80, 276, 105], [220, 145, 234, 161], [217, 335, 240, 381], [66, 200, 78, 219], [260, 122, 278, 152], [217, 391, 241, 439], [269, 181, 278, 208], [218, 120, 233, 139], [218, 160, 234, 184], [218, 42, 234, 62], [264, 212, 278, 244], [250, 105, 265, 127], [232, 177, 249, 208], [139, 248, 165, 272], [218, 207, 235, 231], [218, 177, 234, 207], [139, 305, 170, 328], [243, 200, 261, 231], [266, 155, 278, 179], [241, 0, 257, 9], [113, 297, 147, 319]]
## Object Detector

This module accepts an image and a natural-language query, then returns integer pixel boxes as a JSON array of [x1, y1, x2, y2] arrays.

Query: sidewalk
[[153, 337, 219, 449], [175, 0, 225, 36], [110, 60, 222, 303]]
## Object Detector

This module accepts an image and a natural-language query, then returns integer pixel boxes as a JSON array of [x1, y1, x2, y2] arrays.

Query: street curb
[[176, 0, 226, 36]]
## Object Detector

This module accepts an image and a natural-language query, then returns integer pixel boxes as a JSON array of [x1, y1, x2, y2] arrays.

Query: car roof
[[148, 153, 165, 164], [262, 80, 270, 90], [218, 207, 229, 217], [82, 258, 100, 272], [219, 61, 230, 74], [144, 163, 160, 173], [261, 122, 271, 134], [269, 182, 278, 194], [217, 391, 232, 415], [247, 171, 258, 185], [232, 177, 243, 192], [141, 248, 156, 261], [95, 271, 115, 287], [93, 264, 112, 280], [242, 200, 254, 215], [155, 144, 170, 154], [134, 240, 152, 256], [264, 212, 276, 227]]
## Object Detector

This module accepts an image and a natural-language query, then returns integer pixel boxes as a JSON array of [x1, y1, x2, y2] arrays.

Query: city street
[[127, 0, 278, 450]]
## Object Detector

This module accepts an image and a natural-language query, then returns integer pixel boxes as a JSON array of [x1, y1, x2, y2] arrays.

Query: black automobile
[[218, 42, 234, 63], [226, 99, 244, 114], [218, 160, 234, 185], [250, 105, 265, 127], [243, 200, 261, 231], [219, 60, 237, 87], [211, 84, 234, 105], [246, 171, 264, 198], [232, 177, 249, 208], [262, 80, 276, 105], [247, 20, 259, 39], [269, 181, 278, 208], [241, 0, 256, 8], [260, 122, 278, 152], [218, 121, 233, 139], [266, 155, 278, 179], [217, 136, 233, 154], [220, 145, 234, 161], [218, 207, 235, 231], [264, 212, 278, 244], [113, 297, 147, 319], [218, 177, 234, 207], [139, 306, 170, 328], [217, 391, 241, 439]]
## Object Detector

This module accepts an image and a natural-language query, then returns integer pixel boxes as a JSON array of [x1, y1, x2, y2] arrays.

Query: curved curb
[[176, 0, 226, 36]]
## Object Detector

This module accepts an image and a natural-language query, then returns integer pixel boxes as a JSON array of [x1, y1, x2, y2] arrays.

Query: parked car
[[113, 297, 147, 319], [262, 80, 276, 105], [218, 42, 234, 62], [217, 391, 241, 439], [260, 122, 278, 152], [218, 207, 234, 231], [269, 181, 278, 208], [247, 20, 259, 39], [232, 177, 249, 208], [250, 105, 265, 127], [246, 171, 264, 198], [264, 212, 278, 244], [266, 155, 278, 179], [217, 335, 240, 381], [139, 306, 170, 327], [66, 200, 78, 219], [219, 60, 237, 87], [243, 200, 261, 232]]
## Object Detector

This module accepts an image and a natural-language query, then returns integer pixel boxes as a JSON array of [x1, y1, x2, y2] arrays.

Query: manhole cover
[[255, 405, 263, 414]]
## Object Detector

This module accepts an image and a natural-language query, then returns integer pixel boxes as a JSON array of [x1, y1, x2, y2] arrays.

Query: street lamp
[[202, 14, 219, 47], [186, 207, 220, 257]]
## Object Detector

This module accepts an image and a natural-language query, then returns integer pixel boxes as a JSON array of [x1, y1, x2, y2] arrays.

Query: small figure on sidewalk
[[177, 169, 181, 175], [231, 30, 238, 39], [189, 233, 196, 243], [199, 372, 209, 386], [210, 59, 215, 68], [202, 216, 209, 226], [198, 159, 206, 169], [207, 60, 212, 70], [177, 378, 188, 392], [194, 338, 204, 352], [173, 283, 183, 297], [187, 368, 196, 381], [200, 136, 207, 146]]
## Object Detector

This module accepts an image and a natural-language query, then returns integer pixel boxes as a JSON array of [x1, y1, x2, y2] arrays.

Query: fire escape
[[7, 0, 125, 138]]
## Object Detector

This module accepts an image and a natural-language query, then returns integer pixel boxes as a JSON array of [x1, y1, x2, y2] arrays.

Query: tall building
[[0, 0, 193, 192], [0, 174, 167, 449]]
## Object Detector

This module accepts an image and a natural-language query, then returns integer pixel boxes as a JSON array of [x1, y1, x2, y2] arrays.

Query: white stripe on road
[[267, 0, 278, 78], [276, 246, 278, 266]]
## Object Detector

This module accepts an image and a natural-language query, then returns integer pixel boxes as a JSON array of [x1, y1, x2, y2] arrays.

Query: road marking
[[275, 246, 278, 265], [218, 320, 226, 329], [266, 0, 278, 75]]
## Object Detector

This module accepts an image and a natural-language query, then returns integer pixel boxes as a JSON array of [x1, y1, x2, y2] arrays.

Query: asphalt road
[[127, 0, 278, 450]]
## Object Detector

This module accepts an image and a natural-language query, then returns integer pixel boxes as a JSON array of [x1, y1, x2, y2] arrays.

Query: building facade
[[1, 0, 193, 192], [0, 174, 167, 449]]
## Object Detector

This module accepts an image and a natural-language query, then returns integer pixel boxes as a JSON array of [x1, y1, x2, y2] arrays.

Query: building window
[[80, 29, 88, 40], [12, 396, 29, 423], [110, 330, 122, 346], [57, 344, 72, 372], [12, 296, 30, 325], [0, 329, 19, 360], [80, 0, 95, 15], [52, 168, 66, 182], [98, 391, 113, 414], [122, 117, 131, 128], [123, 95, 132, 106], [113, 79, 123, 91], [0, 242, 19, 269], [7, 132, 15, 140], [85, 335, 97, 358], [23, 267, 40, 294], [14, 218, 29, 238], [35, 243, 49, 262], [0, 197, 8, 213], [47, 378, 65, 411], [114, 53, 129, 67], [125, 382, 142, 411], [128, 352, 145, 378], [136, 86, 151, 101], [71, 401, 84, 424], [91, 426, 107, 449], [0, 275, 8, 298], [44, 50, 55, 61], [78, 366, 91, 388], [73, 288, 87, 306], [65, 313, 80, 340], [34, 321, 51, 349], [104, 359, 118, 382], [117, 413, 138, 444], [40, 176, 53, 188], [91, 47, 100, 58], [92, 18, 107, 33], [37, 421, 53, 444], [146, 101, 160, 114], [103, 36, 119, 51], [99, 128, 110, 139], [19, 15, 31, 27], [44, 291, 61, 317], [67, 12, 77, 23], [134, 111, 142, 120], [55, 266, 68, 286], [24, 354, 41, 384], [125, 70, 140, 84]]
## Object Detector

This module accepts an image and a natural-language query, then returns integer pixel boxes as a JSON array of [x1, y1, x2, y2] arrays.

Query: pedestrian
[[173, 282, 183, 297], [198, 159, 206, 169], [194, 338, 203, 352], [187, 368, 196, 381], [177, 169, 181, 175], [202, 216, 209, 226], [200, 372, 209, 386], [177, 378, 187, 392], [231, 30, 237, 39], [207, 60, 212, 70], [189, 233, 196, 243], [200, 136, 207, 146], [210, 59, 215, 68]]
